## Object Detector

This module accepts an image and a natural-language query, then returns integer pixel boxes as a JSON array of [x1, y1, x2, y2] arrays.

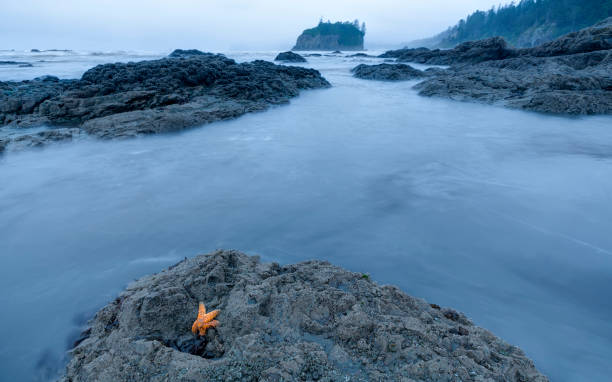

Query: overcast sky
[[1, 0, 509, 51]]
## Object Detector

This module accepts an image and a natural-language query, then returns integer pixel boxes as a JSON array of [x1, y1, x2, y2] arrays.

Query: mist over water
[[1, 52, 612, 382]]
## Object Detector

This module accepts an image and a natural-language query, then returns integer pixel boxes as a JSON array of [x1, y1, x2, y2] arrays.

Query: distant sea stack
[[293, 20, 366, 51]]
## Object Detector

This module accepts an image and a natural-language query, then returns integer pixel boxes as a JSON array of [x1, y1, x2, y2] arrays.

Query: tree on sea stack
[[293, 20, 366, 51]]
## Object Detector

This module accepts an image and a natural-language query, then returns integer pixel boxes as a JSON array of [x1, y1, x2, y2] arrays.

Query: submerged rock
[[0, 53, 329, 151], [274, 51, 307, 63], [0, 61, 33, 67], [415, 19, 612, 115], [61, 250, 548, 382], [352, 63, 426, 81]]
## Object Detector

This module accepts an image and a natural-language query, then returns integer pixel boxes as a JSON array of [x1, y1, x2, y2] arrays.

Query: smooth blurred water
[[1, 51, 612, 382]]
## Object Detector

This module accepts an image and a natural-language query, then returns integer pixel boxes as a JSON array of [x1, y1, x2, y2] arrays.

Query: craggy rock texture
[[414, 18, 612, 115], [352, 63, 426, 81], [62, 250, 548, 382], [415, 49, 612, 115], [0, 53, 329, 151], [274, 51, 307, 63], [379, 37, 517, 65], [381, 18, 612, 115], [522, 17, 612, 58]]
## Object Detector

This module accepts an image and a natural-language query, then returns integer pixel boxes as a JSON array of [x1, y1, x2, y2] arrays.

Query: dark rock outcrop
[[0, 53, 330, 151], [33, 75, 60, 82], [274, 51, 307, 63], [168, 49, 209, 58], [352, 63, 426, 81], [414, 18, 612, 115], [380, 37, 517, 65], [523, 17, 612, 57], [61, 250, 548, 382]]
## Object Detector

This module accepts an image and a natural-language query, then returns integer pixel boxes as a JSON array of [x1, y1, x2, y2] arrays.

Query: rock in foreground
[[0, 53, 330, 151], [274, 51, 307, 63], [352, 63, 426, 81], [62, 250, 548, 382]]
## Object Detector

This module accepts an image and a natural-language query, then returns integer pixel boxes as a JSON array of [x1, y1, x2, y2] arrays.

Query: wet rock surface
[[0, 52, 329, 152], [61, 250, 548, 382], [387, 18, 612, 115], [352, 63, 426, 81], [415, 48, 612, 115], [274, 51, 307, 63]]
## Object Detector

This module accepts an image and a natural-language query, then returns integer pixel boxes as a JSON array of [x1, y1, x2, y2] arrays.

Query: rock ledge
[[62, 250, 548, 382], [352, 63, 426, 81], [0, 53, 330, 152]]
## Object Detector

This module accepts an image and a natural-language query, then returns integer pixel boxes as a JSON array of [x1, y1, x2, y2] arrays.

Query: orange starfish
[[191, 302, 220, 336]]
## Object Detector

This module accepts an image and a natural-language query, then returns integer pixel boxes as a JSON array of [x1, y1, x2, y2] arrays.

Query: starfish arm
[[202, 309, 220, 322], [191, 320, 199, 334], [197, 320, 220, 336], [197, 302, 206, 319], [198, 325, 207, 336]]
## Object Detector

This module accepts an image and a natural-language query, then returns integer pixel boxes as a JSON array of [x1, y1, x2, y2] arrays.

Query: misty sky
[[1, 0, 509, 51]]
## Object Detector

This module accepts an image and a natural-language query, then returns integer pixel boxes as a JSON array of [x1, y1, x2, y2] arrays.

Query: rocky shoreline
[[2, 20, 609, 154], [61, 250, 548, 382], [0, 51, 330, 152], [359, 17, 612, 115]]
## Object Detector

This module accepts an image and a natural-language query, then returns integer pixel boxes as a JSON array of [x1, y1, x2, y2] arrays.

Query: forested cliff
[[429, 0, 612, 48]]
